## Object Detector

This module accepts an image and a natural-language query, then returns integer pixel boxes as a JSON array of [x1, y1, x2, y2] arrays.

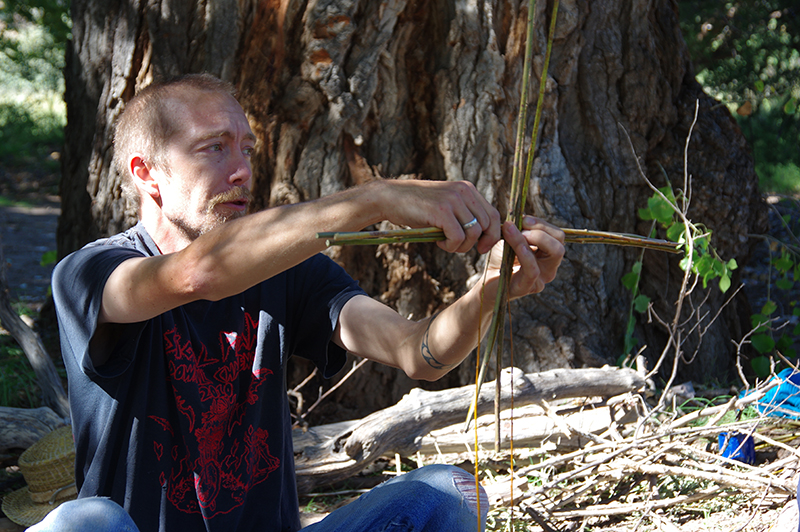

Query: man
[[43, 74, 565, 532]]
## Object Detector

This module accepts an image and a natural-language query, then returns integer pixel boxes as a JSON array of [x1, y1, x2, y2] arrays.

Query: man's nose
[[229, 151, 252, 187]]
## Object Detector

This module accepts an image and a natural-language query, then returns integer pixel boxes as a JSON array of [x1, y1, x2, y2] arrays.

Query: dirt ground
[[0, 163, 60, 312]]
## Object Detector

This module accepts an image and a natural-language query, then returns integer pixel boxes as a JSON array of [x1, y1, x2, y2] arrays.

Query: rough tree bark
[[60, 0, 765, 418]]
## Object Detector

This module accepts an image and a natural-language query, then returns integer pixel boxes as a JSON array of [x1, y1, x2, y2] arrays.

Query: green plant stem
[[318, 227, 682, 254]]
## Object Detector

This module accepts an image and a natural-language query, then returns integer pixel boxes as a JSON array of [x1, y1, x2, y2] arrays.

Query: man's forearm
[[410, 282, 495, 380], [102, 181, 389, 324], [179, 181, 386, 300]]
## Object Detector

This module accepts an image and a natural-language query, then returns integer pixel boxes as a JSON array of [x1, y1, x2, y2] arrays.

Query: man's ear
[[130, 155, 161, 205]]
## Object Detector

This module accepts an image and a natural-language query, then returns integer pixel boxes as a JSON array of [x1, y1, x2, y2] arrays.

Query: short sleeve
[[52, 245, 144, 378], [286, 253, 366, 378]]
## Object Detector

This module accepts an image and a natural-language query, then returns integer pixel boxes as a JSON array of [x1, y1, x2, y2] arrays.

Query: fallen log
[[0, 406, 66, 452], [419, 401, 639, 455], [293, 366, 644, 493]]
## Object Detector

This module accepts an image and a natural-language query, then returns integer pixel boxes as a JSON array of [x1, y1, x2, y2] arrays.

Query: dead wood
[[543, 488, 723, 519], [0, 406, 66, 452], [499, 388, 800, 529], [417, 401, 640, 455], [293, 366, 644, 493]]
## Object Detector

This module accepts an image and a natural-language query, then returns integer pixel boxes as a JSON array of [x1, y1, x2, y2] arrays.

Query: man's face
[[155, 91, 256, 241]]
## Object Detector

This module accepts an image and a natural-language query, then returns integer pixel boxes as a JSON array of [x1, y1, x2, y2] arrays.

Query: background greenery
[[0, 0, 798, 406], [679, 0, 800, 194], [0, 0, 68, 172]]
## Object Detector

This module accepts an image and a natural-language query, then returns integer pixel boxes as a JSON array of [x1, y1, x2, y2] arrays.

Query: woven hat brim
[[2, 485, 77, 527]]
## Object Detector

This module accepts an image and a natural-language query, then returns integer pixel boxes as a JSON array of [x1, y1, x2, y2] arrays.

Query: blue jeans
[[28, 464, 488, 532]]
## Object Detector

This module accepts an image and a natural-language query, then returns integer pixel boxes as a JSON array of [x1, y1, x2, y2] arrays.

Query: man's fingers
[[522, 215, 566, 243], [433, 182, 502, 254], [499, 220, 565, 296], [502, 222, 542, 293]]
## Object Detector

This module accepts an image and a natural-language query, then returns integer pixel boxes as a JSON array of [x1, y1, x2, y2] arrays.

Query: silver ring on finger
[[462, 217, 479, 230]]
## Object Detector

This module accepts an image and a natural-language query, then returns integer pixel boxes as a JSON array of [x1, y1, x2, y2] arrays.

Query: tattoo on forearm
[[421, 313, 453, 370]]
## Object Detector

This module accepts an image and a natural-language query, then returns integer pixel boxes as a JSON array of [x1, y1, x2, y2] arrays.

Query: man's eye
[[243, 146, 254, 157], [210, 144, 223, 152]]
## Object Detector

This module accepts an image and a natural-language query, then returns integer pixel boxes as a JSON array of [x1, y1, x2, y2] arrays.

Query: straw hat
[[2, 425, 77, 527]]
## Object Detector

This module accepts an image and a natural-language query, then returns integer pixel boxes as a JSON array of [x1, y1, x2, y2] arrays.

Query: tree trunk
[[60, 0, 766, 418]]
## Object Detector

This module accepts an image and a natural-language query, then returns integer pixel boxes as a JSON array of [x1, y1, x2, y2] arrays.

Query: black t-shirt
[[52, 222, 365, 532]]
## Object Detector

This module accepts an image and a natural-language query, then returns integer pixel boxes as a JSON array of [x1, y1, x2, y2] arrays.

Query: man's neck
[[140, 214, 195, 255]]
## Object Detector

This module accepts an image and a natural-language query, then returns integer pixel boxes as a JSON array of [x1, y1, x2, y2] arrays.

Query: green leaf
[[719, 272, 731, 293], [713, 258, 727, 276], [755, 79, 765, 92], [638, 207, 654, 221], [621, 272, 639, 291], [622, 262, 642, 291], [39, 249, 57, 267], [777, 277, 794, 291], [785, 98, 798, 115], [634, 294, 651, 313], [695, 254, 714, 275], [751, 356, 771, 378], [750, 313, 770, 333], [694, 234, 711, 253], [761, 300, 778, 316], [727, 258, 737, 271], [777, 334, 794, 352], [666, 222, 685, 243], [773, 255, 793, 272], [646, 190, 676, 226], [751, 334, 775, 354]]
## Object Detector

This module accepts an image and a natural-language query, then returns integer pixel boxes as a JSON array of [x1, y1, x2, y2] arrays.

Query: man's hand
[[374, 180, 502, 254], [483, 216, 565, 301], [334, 214, 565, 382]]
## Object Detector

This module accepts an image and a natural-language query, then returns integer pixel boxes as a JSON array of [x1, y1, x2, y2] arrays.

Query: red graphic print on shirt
[[149, 312, 280, 518]]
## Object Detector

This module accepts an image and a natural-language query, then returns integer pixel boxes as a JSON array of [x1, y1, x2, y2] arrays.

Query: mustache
[[208, 186, 253, 210]]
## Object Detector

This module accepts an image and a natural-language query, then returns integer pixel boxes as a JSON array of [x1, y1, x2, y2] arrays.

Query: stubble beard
[[168, 186, 253, 241]]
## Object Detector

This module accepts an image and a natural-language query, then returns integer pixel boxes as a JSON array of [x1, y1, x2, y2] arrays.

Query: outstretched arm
[[333, 216, 565, 381], [99, 179, 501, 325]]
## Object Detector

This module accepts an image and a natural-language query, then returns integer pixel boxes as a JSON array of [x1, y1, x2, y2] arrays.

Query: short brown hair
[[112, 73, 237, 206]]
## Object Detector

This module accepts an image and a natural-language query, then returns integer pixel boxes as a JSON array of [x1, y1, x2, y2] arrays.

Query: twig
[[292, 358, 370, 428], [545, 488, 722, 518], [292, 367, 319, 394], [732, 483, 771, 532], [615, 458, 793, 493]]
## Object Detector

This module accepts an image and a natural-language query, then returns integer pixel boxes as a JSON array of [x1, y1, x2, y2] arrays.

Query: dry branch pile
[[294, 366, 800, 530], [479, 387, 800, 531]]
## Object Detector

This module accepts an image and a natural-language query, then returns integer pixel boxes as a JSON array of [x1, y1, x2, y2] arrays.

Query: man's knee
[[399, 464, 488, 520], [28, 498, 139, 532]]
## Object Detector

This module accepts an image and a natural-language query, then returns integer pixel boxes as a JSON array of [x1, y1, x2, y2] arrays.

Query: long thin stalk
[[318, 227, 681, 252]]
